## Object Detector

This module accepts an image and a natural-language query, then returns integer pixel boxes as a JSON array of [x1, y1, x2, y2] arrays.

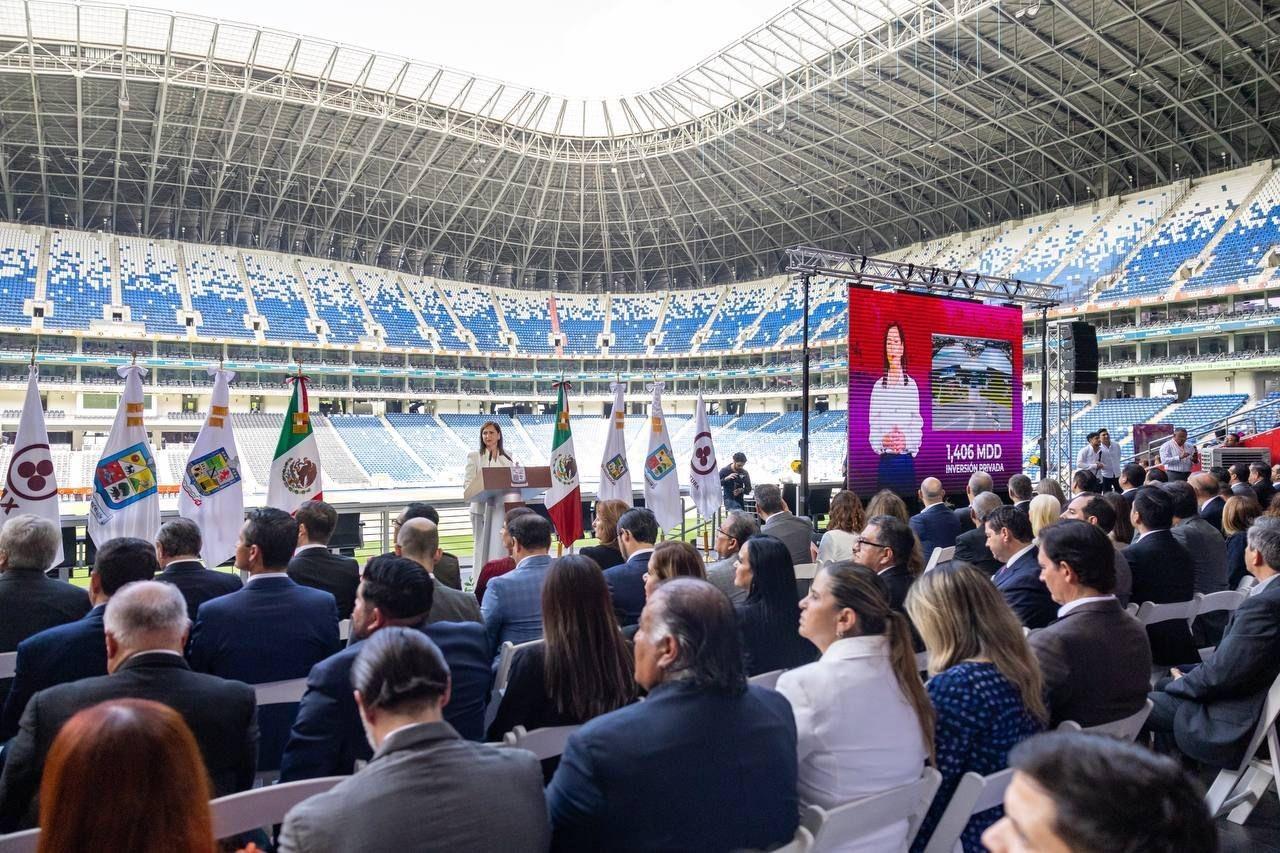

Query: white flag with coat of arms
[[178, 366, 244, 567], [597, 381, 632, 505], [0, 365, 64, 568], [88, 363, 161, 545], [688, 392, 721, 519], [643, 382, 682, 532]]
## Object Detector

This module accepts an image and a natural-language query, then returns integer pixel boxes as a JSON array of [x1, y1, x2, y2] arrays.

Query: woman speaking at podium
[[868, 322, 922, 495], [463, 420, 518, 569]]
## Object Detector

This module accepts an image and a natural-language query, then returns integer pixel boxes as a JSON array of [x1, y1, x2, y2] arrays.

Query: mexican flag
[[267, 375, 323, 513], [546, 382, 582, 548]]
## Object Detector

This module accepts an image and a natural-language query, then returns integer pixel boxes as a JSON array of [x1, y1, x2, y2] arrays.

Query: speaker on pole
[[1068, 322, 1098, 395]]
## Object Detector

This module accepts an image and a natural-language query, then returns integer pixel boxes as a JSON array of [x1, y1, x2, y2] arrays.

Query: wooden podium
[[470, 466, 551, 567]]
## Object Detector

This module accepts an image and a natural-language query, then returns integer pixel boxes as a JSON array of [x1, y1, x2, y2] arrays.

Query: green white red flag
[[546, 382, 582, 547], [268, 374, 322, 513]]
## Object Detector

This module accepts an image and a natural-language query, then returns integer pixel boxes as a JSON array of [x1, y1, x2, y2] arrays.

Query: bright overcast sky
[[128, 0, 793, 96]]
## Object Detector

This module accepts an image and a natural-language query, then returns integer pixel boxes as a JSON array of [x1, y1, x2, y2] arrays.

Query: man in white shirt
[[1076, 432, 1103, 479], [1096, 429, 1124, 493], [1159, 429, 1197, 482]]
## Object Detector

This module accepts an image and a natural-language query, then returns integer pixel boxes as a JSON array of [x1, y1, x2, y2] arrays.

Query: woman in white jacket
[[776, 562, 935, 853], [463, 420, 515, 567], [868, 322, 922, 495]]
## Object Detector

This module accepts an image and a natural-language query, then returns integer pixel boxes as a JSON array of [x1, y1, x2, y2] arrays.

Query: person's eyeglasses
[[855, 536, 887, 549], [716, 528, 732, 537]]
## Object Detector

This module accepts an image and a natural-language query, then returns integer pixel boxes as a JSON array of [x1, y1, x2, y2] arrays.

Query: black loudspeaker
[[1068, 322, 1099, 395]]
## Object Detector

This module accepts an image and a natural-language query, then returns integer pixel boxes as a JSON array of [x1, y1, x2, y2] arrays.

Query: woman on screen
[[868, 322, 922, 495], [463, 420, 517, 568]]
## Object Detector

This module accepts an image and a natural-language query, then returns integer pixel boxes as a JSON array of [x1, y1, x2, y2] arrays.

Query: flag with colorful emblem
[[688, 392, 722, 519], [597, 381, 632, 505], [547, 381, 583, 548], [179, 365, 244, 567], [1, 364, 64, 568], [644, 381, 682, 532], [268, 372, 322, 513], [88, 363, 161, 545]]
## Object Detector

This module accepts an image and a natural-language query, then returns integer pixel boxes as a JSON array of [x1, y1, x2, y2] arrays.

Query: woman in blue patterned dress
[[906, 562, 1047, 852]]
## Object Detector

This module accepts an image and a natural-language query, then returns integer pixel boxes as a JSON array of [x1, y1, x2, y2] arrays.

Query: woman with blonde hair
[[1028, 493, 1061, 540], [777, 562, 933, 853], [643, 540, 706, 598], [580, 499, 629, 570], [906, 563, 1047, 853], [815, 490, 865, 569], [865, 489, 910, 525]]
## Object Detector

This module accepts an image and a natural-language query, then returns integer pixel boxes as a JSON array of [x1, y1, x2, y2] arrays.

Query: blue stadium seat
[[351, 268, 431, 348], [185, 247, 254, 339], [243, 252, 317, 343], [441, 284, 505, 353], [300, 261, 367, 345], [0, 226, 39, 328], [498, 290, 554, 354], [610, 294, 661, 353], [118, 236, 185, 335], [326, 415, 429, 482], [44, 231, 112, 330]]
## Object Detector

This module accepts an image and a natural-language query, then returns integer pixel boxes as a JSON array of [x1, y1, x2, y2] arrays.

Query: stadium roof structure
[[0, 0, 1277, 289]]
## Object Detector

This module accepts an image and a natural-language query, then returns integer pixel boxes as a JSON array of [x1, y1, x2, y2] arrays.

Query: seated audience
[[280, 555, 490, 781], [487, 555, 636, 774], [1119, 462, 1146, 499], [952, 491, 1004, 574], [602, 508, 658, 627], [777, 563, 932, 853], [735, 535, 817, 675], [1, 537, 158, 740], [1146, 467, 1170, 484], [1193, 471, 1226, 532], [278, 628, 548, 853], [1224, 494, 1263, 589], [909, 477, 961, 564], [154, 518, 241, 620], [0, 515, 89, 654], [1033, 477, 1066, 506], [396, 503, 462, 590], [1059, 493, 1132, 605], [547, 578, 798, 852], [397, 517, 481, 624], [1230, 462, 1254, 498], [1127, 487, 1198, 665], [1250, 462, 1276, 508], [955, 471, 995, 533], [1165, 480, 1228, 594], [1102, 491, 1135, 545], [287, 500, 360, 619], [756, 484, 815, 568], [474, 506, 537, 603], [1028, 494, 1061, 540], [480, 512, 554, 655], [34, 699, 217, 853], [1070, 469, 1100, 498], [187, 507, 340, 772], [852, 514, 920, 615], [1032, 520, 1152, 727], [705, 509, 759, 606], [1147, 516, 1280, 770], [906, 564, 1047, 852], [985, 505, 1056, 629], [1008, 473, 1034, 512], [866, 489, 911, 525], [982, 732, 1217, 853], [578, 499, 628, 572], [815, 490, 863, 569], [643, 540, 706, 598], [0, 582, 257, 830]]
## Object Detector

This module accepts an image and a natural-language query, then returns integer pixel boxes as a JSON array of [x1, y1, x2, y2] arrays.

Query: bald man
[[396, 518, 481, 625], [910, 476, 961, 563]]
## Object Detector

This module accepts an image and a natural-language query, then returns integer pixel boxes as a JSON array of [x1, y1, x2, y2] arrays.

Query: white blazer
[[776, 635, 929, 853], [815, 529, 857, 570], [462, 450, 512, 504]]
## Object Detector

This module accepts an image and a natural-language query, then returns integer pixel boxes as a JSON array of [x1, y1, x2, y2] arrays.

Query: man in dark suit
[[1031, 520, 1152, 727], [154, 518, 241, 620], [480, 513, 553, 657], [953, 491, 1004, 574], [396, 503, 462, 590], [1166, 480, 1227, 595], [1126, 487, 1197, 665], [0, 515, 89, 653], [188, 507, 341, 773], [986, 505, 1056, 629], [852, 514, 917, 615], [1250, 463, 1276, 508], [1119, 463, 1146, 502], [1192, 472, 1225, 533], [396, 518, 480, 624], [0, 537, 158, 740], [279, 628, 545, 852], [910, 477, 962, 563], [1229, 463, 1254, 498], [1008, 473, 1034, 513], [0, 581, 257, 831], [604, 507, 658, 627], [953, 471, 994, 534], [288, 500, 360, 619], [1059, 494, 1132, 606], [279, 555, 492, 781], [547, 579, 798, 851], [1147, 516, 1280, 769], [755, 484, 814, 568]]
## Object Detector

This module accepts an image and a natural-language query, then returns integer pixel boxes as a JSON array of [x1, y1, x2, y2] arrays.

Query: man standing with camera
[[720, 453, 752, 511]]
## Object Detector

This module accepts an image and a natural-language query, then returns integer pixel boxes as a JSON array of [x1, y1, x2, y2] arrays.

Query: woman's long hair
[[649, 540, 706, 583], [1103, 492, 1134, 544], [880, 322, 908, 386], [477, 420, 510, 460], [827, 490, 866, 534], [542, 555, 637, 720], [906, 562, 1049, 724], [740, 535, 811, 672], [866, 489, 910, 525], [1028, 494, 1061, 539], [593, 499, 629, 546], [823, 563, 936, 763], [1223, 494, 1262, 536], [38, 699, 215, 853]]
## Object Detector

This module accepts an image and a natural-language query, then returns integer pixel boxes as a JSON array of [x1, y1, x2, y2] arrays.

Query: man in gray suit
[[1164, 482, 1227, 594], [1031, 520, 1152, 728], [705, 510, 758, 606], [397, 519, 481, 625], [278, 627, 547, 853], [754, 484, 813, 568], [1229, 463, 1255, 498]]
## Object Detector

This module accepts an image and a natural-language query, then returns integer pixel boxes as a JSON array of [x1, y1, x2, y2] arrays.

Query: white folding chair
[[793, 562, 819, 581], [500, 724, 581, 761], [1238, 575, 1258, 593], [1056, 720, 1083, 732], [0, 828, 38, 853], [338, 619, 351, 641], [749, 669, 785, 690], [802, 767, 942, 853], [1082, 698, 1153, 742], [1124, 602, 1139, 617], [254, 678, 309, 706], [209, 775, 346, 839], [925, 546, 954, 572], [1205, 670, 1280, 824], [1135, 599, 1199, 630], [0, 652, 16, 680], [921, 767, 1014, 853]]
